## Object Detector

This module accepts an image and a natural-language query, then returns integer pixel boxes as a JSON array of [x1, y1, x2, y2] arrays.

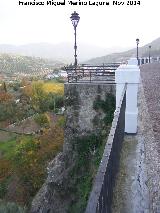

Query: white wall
[[115, 58, 140, 134]]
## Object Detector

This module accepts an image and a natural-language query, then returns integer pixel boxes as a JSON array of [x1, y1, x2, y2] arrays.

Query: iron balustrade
[[64, 64, 121, 83], [79, 63, 121, 68], [85, 84, 127, 213]]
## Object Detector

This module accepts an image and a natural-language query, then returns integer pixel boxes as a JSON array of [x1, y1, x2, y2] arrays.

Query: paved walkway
[[112, 64, 160, 213], [140, 63, 160, 151], [140, 64, 160, 213]]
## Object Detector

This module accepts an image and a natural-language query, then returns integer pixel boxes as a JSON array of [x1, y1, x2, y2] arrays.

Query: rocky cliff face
[[30, 152, 75, 213], [30, 83, 115, 213]]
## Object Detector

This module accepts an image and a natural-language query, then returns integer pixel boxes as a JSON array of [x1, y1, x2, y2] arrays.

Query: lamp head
[[136, 38, 139, 45], [70, 11, 80, 28]]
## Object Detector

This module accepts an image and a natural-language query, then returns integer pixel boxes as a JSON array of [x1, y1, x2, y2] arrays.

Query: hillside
[[0, 54, 64, 77], [86, 37, 160, 64], [0, 42, 130, 62]]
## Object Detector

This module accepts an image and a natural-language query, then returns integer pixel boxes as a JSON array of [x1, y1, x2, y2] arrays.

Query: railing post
[[115, 58, 140, 134]]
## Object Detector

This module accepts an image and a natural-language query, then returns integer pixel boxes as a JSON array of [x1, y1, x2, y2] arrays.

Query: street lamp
[[70, 11, 80, 71], [136, 38, 139, 63], [149, 45, 151, 63]]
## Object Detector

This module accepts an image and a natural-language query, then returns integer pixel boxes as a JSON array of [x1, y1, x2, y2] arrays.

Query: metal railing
[[65, 64, 121, 83], [85, 84, 126, 213]]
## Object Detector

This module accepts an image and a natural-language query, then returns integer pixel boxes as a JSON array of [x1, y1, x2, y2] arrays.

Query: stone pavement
[[140, 63, 160, 149], [140, 64, 160, 213]]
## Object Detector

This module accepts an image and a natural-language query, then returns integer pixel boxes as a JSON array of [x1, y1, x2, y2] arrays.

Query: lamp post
[[149, 45, 151, 63], [70, 11, 80, 73], [136, 38, 139, 64]]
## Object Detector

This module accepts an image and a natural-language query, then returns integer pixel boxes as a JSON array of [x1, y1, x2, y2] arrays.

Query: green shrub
[[56, 116, 65, 127], [48, 94, 64, 112], [34, 113, 50, 127], [0, 201, 26, 213], [69, 134, 104, 213], [93, 93, 115, 126], [0, 176, 11, 199], [75, 134, 102, 165]]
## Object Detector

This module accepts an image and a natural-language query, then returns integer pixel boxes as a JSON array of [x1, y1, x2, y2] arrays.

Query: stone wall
[[63, 83, 115, 152]]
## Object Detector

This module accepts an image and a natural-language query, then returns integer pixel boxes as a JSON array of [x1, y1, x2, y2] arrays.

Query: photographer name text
[[18, 0, 141, 6]]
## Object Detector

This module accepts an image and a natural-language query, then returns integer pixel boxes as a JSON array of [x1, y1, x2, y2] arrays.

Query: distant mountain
[[2, 37, 160, 66], [86, 37, 160, 64], [0, 42, 130, 62]]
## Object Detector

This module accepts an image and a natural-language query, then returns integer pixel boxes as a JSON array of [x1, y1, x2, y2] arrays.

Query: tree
[[11, 136, 43, 195], [30, 82, 48, 112]]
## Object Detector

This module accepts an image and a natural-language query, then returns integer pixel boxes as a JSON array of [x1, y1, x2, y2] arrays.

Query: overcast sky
[[0, 0, 160, 49]]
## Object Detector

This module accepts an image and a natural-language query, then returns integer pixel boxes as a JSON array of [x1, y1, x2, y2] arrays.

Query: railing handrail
[[67, 71, 115, 76], [85, 84, 127, 213], [65, 64, 119, 83], [64, 62, 122, 69], [66, 68, 116, 71]]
